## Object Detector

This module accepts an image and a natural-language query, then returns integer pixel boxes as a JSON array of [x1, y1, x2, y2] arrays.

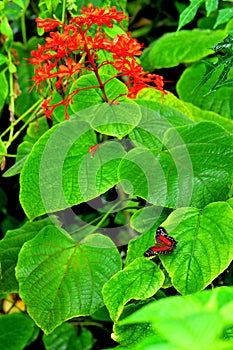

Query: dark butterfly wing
[[156, 226, 169, 237]]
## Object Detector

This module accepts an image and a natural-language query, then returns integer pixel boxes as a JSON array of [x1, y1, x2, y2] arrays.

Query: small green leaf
[[214, 8, 233, 28], [90, 102, 142, 138], [16, 226, 122, 334], [205, 0, 218, 16], [103, 258, 164, 321], [43, 323, 94, 350], [0, 137, 7, 155], [141, 29, 227, 70], [0, 16, 13, 51], [0, 72, 8, 112], [161, 202, 233, 294], [178, 0, 205, 31], [3, 141, 33, 177], [0, 313, 37, 350]]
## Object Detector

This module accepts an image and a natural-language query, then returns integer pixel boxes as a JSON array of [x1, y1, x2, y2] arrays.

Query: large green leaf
[[16, 226, 122, 334], [119, 122, 233, 209], [0, 218, 59, 293], [136, 88, 233, 134], [157, 202, 233, 294], [182, 102, 233, 134], [120, 287, 233, 350], [141, 29, 227, 70], [20, 119, 126, 220], [103, 258, 164, 322], [177, 62, 233, 119]]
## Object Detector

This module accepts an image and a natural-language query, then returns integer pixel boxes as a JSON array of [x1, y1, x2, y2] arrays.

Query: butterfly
[[144, 226, 178, 257]]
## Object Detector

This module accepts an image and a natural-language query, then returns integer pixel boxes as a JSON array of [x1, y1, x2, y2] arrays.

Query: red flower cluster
[[29, 4, 166, 119]]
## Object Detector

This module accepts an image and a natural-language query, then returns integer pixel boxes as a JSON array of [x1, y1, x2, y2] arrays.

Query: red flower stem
[[81, 30, 109, 102]]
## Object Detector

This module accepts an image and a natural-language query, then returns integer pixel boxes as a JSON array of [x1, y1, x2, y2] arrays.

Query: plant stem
[[1, 98, 43, 139], [21, 11, 28, 50], [61, 0, 67, 23], [81, 31, 109, 102]]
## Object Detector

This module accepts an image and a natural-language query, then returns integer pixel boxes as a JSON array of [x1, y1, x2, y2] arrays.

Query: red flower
[[29, 5, 166, 119], [110, 33, 143, 58], [74, 3, 127, 28], [35, 18, 62, 32]]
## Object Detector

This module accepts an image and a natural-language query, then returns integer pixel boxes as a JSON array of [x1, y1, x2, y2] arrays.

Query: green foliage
[[1, 0, 233, 349], [120, 287, 233, 349]]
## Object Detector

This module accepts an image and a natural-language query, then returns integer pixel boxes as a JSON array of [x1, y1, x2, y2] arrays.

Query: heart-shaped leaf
[[119, 122, 233, 209], [16, 226, 122, 334], [159, 202, 233, 294], [20, 119, 126, 219]]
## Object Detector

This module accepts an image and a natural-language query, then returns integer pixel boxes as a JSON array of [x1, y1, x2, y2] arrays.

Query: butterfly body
[[144, 226, 177, 257]]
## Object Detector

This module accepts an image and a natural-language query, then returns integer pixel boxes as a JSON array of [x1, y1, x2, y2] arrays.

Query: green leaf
[[0, 218, 59, 293], [137, 87, 233, 135], [43, 323, 94, 350], [129, 92, 193, 153], [69, 73, 128, 113], [0, 16, 13, 52], [120, 122, 233, 209], [120, 287, 233, 349], [214, 8, 233, 28], [103, 258, 164, 321], [178, 0, 205, 30], [3, 141, 33, 177], [0, 137, 7, 158], [90, 102, 142, 138], [26, 116, 50, 141], [0, 313, 37, 350], [0, 53, 8, 65], [16, 226, 122, 334], [205, 0, 218, 16], [112, 301, 156, 347], [137, 88, 193, 120], [13, 39, 42, 116], [177, 62, 233, 119], [141, 29, 227, 70], [20, 119, 126, 220], [0, 71, 8, 112], [182, 102, 233, 134], [12, 0, 30, 9], [160, 202, 233, 294], [163, 122, 233, 208]]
